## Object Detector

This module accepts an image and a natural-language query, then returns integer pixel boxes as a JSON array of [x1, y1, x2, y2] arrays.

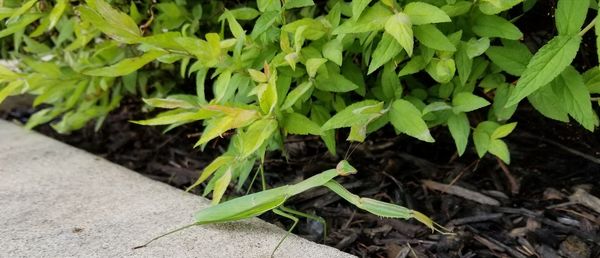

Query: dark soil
[[3, 94, 599, 258]]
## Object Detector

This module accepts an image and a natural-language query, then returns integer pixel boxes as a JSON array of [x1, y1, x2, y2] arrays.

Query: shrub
[[1, 0, 598, 206]]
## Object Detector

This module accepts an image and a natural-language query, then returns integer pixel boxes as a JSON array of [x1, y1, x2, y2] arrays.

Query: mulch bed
[[2, 96, 599, 258]]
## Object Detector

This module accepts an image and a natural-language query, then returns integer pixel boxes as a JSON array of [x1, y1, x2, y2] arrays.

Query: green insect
[[134, 160, 447, 256]]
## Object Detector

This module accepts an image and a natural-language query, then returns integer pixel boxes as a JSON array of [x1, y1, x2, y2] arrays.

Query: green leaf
[[448, 112, 470, 156], [555, 0, 588, 35], [452, 92, 490, 113], [142, 97, 196, 109], [251, 11, 279, 39], [488, 139, 510, 163], [381, 62, 402, 100], [583, 67, 600, 94], [228, 7, 260, 20], [239, 119, 278, 158], [389, 99, 435, 142], [466, 37, 490, 58], [527, 84, 570, 122], [0, 14, 43, 39], [507, 35, 581, 106], [491, 122, 517, 139], [369, 33, 403, 74], [352, 0, 372, 20], [306, 58, 327, 78], [323, 37, 343, 66], [6, 0, 37, 23], [0, 80, 24, 103], [84, 50, 166, 77], [398, 55, 427, 77], [187, 155, 234, 191], [472, 14, 523, 40], [404, 2, 451, 25], [333, 3, 393, 34], [311, 105, 337, 155], [455, 43, 472, 85], [132, 109, 215, 126], [81, 0, 141, 43], [322, 100, 383, 130], [413, 24, 456, 52], [283, 0, 314, 9], [315, 73, 359, 92], [257, 0, 281, 12], [212, 168, 232, 204], [485, 41, 532, 76], [384, 13, 414, 56], [492, 84, 518, 121], [283, 112, 322, 135], [426, 58, 456, 84], [551, 66, 599, 131], [478, 0, 523, 15], [281, 81, 313, 110]]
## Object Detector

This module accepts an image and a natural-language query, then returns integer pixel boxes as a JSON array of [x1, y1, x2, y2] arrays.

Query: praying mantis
[[134, 160, 448, 256]]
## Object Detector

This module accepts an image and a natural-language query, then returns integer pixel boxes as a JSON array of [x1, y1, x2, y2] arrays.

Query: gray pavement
[[0, 120, 355, 258]]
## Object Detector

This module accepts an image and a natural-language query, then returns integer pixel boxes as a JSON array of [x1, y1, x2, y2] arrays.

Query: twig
[[496, 157, 520, 194], [422, 180, 501, 206]]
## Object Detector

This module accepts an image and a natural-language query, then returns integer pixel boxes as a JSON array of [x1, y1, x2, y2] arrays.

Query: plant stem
[[579, 16, 597, 37]]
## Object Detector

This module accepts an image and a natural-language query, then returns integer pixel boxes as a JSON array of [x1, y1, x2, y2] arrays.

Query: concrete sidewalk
[[0, 120, 354, 258]]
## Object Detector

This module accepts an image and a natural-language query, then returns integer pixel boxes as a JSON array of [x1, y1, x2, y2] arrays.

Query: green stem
[[579, 16, 597, 36]]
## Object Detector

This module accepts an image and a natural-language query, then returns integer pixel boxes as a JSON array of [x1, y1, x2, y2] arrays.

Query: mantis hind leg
[[271, 208, 299, 258], [279, 205, 327, 242]]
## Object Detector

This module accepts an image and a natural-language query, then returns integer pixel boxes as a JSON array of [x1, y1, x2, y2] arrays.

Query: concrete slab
[[0, 120, 355, 258]]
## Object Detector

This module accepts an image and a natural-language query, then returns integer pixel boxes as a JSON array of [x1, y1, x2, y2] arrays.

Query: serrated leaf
[[551, 66, 599, 131], [323, 38, 343, 66], [507, 35, 581, 106], [251, 11, 279, 39], [333, 3, 393, 34], [384, 13, 414, 56], [352, 0, 372, 20], [283, 0, 314, 9], [404, 2, 451, 25], [369, 33, 403, 74], [485, 41, 532, 76], [281, 81, 313, 110], [257, 0, 281, 12], [479, 0, 523, 15], [306, 58, 327, 78], [239, 119, 278, 158], [448, 112, 470, 156], [555, 0, 588, 35], [389, 99, 435, 142], [414, 24, 456, 52], [283, 112, 322, 135], [322, 100, 383, 130], [142, 97, 196, 109], [452, 92, 490, 113], [527, 84, 570, 122], [472, 14, 523, 40], [84, 50, 166, 77], [466, 37, 490, 58], [315, 73, 359, 92], [81, 0, 141, 43]]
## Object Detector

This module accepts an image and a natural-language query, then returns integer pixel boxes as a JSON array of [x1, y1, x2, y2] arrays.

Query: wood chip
[[422, 180, 500, 206], [569, 188, 600, 214]]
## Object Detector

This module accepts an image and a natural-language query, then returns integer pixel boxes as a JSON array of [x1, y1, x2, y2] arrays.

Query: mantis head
[[336, 160, 357, 176]]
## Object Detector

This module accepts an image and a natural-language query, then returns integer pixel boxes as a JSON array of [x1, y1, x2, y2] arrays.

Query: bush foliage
[[1, 0, 599, 203]]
